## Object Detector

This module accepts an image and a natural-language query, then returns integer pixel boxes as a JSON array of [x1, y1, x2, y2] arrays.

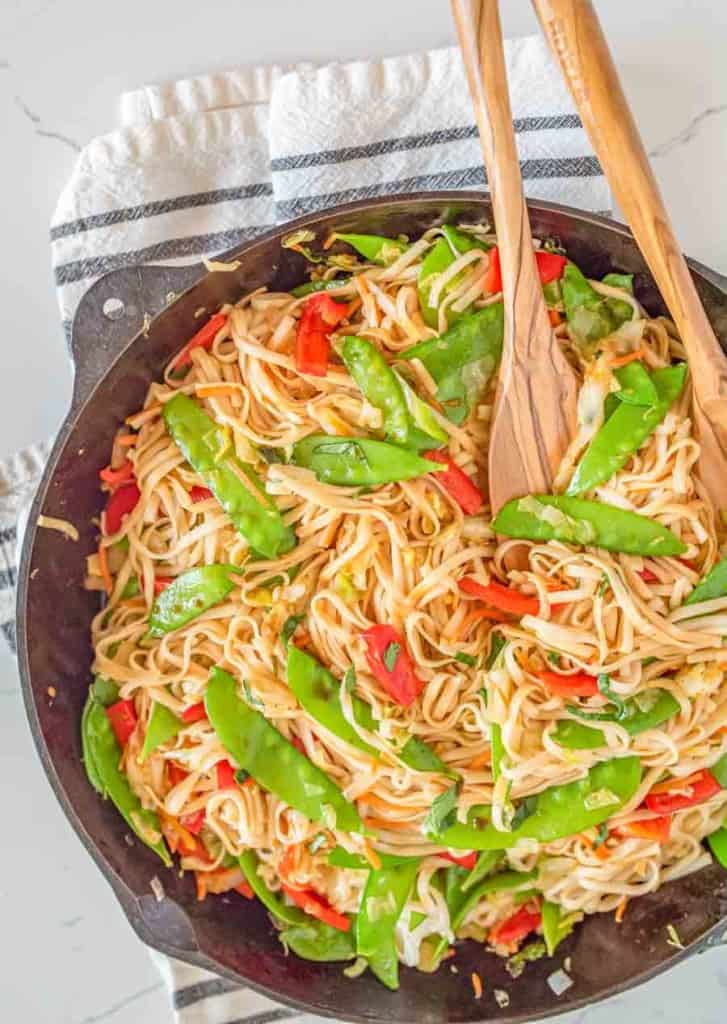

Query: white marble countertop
[[2, 1, 726, 1021]]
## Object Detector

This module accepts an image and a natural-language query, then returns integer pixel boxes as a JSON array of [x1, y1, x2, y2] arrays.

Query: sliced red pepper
[[535, 250, 567, 284], [424, 451, 484, 515], [489, 904, 542, 948], [105, 699, 137, 746], [170, 313, 228, 372], [637, 568, 658, 583], [441, 851, 477, 870], [99, 460, 135, 487], [459, 577, 539, 617], [168, 762, 189, 787], [291, 736, 307, 755], [295, 293, 348, 377], [153, 576, 174, 595], [644, 770, 722, 814], [281, 884, 350, 933], [535, 669, 599, 697], [190, 486, 214, 503], [181, 703, 208, 724], [361, 624, 424, 707], [180, 809, 206, 835], [236, 881, 255, 899], [483, 246, 502, 294], [103, 482, 141, 535], [216, 759, 237, 790], [616, 816, 671, 842]]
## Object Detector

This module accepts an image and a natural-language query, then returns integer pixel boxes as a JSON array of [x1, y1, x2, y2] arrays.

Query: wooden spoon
[[533, 0, 727, 510], [451, 0, 578, 516]]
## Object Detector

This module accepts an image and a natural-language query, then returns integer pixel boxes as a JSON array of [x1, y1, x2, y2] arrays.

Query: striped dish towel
[[4, 36, 609, 1022]]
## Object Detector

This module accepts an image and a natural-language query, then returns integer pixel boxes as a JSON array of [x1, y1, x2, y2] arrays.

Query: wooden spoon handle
[[532, 0, 727, 506]]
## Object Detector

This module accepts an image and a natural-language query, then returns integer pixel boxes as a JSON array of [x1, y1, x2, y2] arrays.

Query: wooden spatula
[[451, 0, 578, 516], [533, 0, 727, 510]]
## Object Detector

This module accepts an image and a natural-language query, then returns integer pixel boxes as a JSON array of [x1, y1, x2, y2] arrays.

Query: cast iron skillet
[[17, 193, 727, 1022]]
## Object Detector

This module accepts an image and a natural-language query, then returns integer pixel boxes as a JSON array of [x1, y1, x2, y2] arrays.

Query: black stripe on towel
[[275, 156, 602, 219], [173, 977, 243, 1009], [51, 182, 273, 241], [0, 526, 17, 546], [1, 621, 16, 653], [54, 224, 271, 286], [271, 115, 582, 171]]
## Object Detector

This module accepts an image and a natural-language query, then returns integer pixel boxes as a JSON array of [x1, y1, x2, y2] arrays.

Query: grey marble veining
[[1, 1, 726, 1021]]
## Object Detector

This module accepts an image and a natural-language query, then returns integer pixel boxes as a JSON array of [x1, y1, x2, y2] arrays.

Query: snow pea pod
[[332, 233, 408, 266], [567, 364, 687, 496], [490, 723, 505, 781], [205, 667, 361, 832], [286, 645, 378, 757], [417, 229, 485, 328], [551, 720, 605, 749], [279, 920, 356, 962], [602, 272, 634, 292], [148, 564, 241, 637], [613, 361, 658, 406], [541, 900, 577, 956], [562, 262, 633, 348], [395, 371, 449, 449], [291, 276, 352, 298], [461, 849, 504, 892], [291, 434, 444, 486], [493, 494, 686, 557], [554, 688, 680, 749], [684, 556, 727, 606], [711, 752, 727, 788], [140, 701, 183, 761], [81, 695, 171, 865], [399, 736, 459, 780], [356, 859, 420, 990], [163, 393, 296, 559], [432, 756, 642, 850], [401, 303, 504, 424], [328, 847, 417, 870], [341, 337, 411, 445], [441, 224, 491, 254], [709, 826, 727, 869], [92, 676, 120, 706], [239, 850, 307, 925]]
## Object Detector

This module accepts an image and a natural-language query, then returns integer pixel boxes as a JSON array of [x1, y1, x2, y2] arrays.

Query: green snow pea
[[554, 688, 680, 749], [601, 272, 634, 293], [542, 900, 577, 956], [461, 850, 504, 892], [356, 859, 420, 990], [543, 280, 563, 308], [562, 263, 633, 348], [148, 564, 241, 637], [708, 826, 727, 869], [418, 227, 487, 328], [341, 336, 411, 445], [81, 695, 171, 865], [613, 361, 658, 406], [291, 277, 352, 298], [493, 494, 686, 557], [120, 575, 141, 599], [401, 303, 504, 424], [291, 434, 444, 487], [685, 556, 727, 607], [206, 667, 361, 832], [140, 701, 183, 762], [328, 847, 418, 870], [432, 756, 642, 850], [92, 676, 120, 706], [287, 644, 378, 757], [163, 393, 296, 559], [567, 364, 687, 496], [394, 370, 449, 450], [711, 752, 727, 788], [551, 720, 605, 749], [332, 233, 408, 266], [441, 224, 491, 254], [490, 723, 505, 782]]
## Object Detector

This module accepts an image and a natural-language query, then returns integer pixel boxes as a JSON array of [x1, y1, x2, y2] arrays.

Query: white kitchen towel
[[1, 35, 610, 1024]]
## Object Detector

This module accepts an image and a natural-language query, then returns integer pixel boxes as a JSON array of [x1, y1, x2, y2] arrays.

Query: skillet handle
[[69, 263, 206, 411]]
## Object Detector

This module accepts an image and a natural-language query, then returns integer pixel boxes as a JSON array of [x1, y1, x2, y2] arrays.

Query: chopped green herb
[[598, 575, 609, 597], [234, 768, 250, 785], [506, 940, 547, 978], [511, 795, 538, 830], [597, 673, 629, 720], [486, 633, 507, 671], [423, 783, 459, 834], [547, 651, 560, 666], [281, 614, 304, 649], [478, 686, 488, 706], [343, 667, 357, 693], [242, 679, 263, 710], [383, 642, 401, 673], [593, 822, 609, 848], [454, 652, 477, 668]]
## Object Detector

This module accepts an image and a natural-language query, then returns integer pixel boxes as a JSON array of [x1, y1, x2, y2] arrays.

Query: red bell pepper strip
[[638, 568, 658, 583], [459, 577, 539, 617], [535, 250, 567, 284], [281, 884, 351, 932], [489, 904, 542, 948], [644, 770, 722, 814], [105, 699, 137, 746], [180, 809, 206, 835], [236, 882, 255, 899], [616, 816, 671, 842], [291, 736, 307, 755], [441, 851, 477, 869], [170, 313, 228, 372], [216, 759, 237, 790], [424, 451, 484, 515], [361, 624, 424, 707], [168, 762, 189, 787], [483, 246, 502, 294], [153, 576, 174, 595], [534, 669, 599, 697], [181, 703, 208, 724], [103, 482, 141, 535], [190, 485, 213, 503], [160, 815, 199, 857], [295, 294, 349, 377], [99, 460, 135, 487]]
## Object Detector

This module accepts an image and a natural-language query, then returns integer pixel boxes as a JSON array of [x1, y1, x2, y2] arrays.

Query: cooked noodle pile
[[86, 223, 727, 977]]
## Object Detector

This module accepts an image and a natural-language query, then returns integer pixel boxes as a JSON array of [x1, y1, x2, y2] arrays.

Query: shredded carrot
[[346, 297, 362, 318], [610, 347, 644, 369], [322, 233, 336, 250], [545, 579, 570, 592], [717, 725, 727, 735], [98, 543, 113, 595], [362, 840, 382, 871], [279, 844, 299, 881], [471, 972, 483, 999], [649, 770, 705, 795], [595, 843, 612, 862], [196, 383, 239, 398], [115, 434, 138, 447], [548, 309, 564, 326], [468, 750, 492, 770], [615, 897, 629, 923]]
